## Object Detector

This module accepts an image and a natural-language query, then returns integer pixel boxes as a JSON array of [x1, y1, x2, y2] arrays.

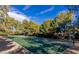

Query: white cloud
[[23, 5, 31, 11], [28, 16, 38, 19], [8, 6, 30, 22], [9, 6, 25, 15], [8, 12, 30, 22], [37, 6, 54, 15]]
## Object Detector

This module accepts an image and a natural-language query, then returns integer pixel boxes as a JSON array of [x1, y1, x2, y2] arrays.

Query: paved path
[[64, 41, 79, 54], [0, 36, 30, 54]]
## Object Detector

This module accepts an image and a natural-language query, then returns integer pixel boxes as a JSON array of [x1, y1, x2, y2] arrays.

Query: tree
[[29, 21, 40, 35], [0, 6, 9, 35], [40, 20, 52, 34], [66, 5, 79, 28], [22, 20, 30, 35], [54, 11, 74, 32], [66, 5, 79, 13], [38, 11, 74, 38], [22, 20, 40, 36], [2, 16, 22, 35], [0, 6, 9, 32]]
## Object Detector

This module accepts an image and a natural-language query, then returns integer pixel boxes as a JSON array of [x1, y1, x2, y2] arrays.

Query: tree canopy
[[0, 5, 79, 40]]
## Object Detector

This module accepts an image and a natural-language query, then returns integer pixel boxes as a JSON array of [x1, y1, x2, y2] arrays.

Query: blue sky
[[8, 5, 67, 24]]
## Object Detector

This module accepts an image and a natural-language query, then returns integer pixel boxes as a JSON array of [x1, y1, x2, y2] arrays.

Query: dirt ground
[[0, 36, 29, 54], [64, 41, 79, 54]]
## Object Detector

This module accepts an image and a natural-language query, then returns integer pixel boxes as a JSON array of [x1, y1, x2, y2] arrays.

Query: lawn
[[8, 35, 71, 54]]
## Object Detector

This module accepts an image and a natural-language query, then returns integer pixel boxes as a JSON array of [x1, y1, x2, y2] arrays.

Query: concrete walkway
[[64, 41, 79, 54], [0, 36, 30, 54]]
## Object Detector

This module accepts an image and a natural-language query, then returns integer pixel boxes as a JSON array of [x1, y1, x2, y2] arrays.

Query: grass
[[8, 35, 70, 54]]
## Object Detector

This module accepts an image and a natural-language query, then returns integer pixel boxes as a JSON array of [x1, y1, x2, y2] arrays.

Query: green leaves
[[22, 20, 40, 35], [0, 5, 75, 38]]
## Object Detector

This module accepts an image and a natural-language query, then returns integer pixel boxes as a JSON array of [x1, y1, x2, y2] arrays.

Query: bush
[[0, 31, 7, 36]]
